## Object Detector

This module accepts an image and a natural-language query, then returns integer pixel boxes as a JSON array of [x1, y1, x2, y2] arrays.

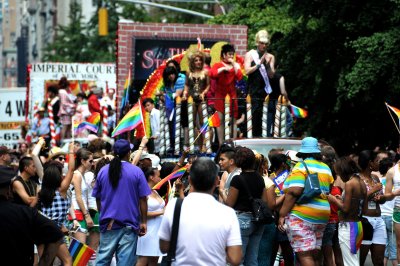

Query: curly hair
[[189, 51, 205, 72]]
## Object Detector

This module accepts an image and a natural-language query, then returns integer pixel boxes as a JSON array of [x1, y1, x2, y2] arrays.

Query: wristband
[[256, 63, 261, 69]]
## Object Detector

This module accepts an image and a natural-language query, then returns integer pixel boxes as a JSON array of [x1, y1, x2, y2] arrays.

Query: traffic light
[[98, 7, 108, 36]]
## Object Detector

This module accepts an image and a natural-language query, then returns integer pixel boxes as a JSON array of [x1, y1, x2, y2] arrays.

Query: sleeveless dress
[[136, 191, 166, 256]]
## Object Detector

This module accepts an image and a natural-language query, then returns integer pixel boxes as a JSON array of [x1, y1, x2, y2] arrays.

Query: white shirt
[[150, 108, 161, 152], [159, 193, 242, 266]]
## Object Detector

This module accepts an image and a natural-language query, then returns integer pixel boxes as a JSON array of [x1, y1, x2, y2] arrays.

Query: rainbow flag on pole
[[290, 104, 308, 118], [120, 64, 132, 115], [385, 102, 400, 118], [68, 238, 95, 266], [73, 112, 100, 134], [153, 165, 188, 190], [86, 112, 101, 125], [199, 112, 221, 134], [112, 102, 143, 137]]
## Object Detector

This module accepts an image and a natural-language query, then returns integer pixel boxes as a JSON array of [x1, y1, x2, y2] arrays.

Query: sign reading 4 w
[[0, 88, 26, 123]]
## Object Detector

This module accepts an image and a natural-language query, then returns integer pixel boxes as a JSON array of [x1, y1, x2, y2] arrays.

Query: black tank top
[[13, 176, 37, 206]]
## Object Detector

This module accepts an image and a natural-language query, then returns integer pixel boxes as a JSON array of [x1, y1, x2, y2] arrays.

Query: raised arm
[[60, 143, 75, 193]]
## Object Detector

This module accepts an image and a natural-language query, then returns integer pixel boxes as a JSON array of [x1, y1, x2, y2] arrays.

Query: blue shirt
[[92, 162, 151, 232], [31, 117, 50, 136]]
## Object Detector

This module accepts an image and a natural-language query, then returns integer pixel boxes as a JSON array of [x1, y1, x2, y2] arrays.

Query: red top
[[328, 186, 342, 223], [209, 62, 243, 118], [88, 94, 101, 114]]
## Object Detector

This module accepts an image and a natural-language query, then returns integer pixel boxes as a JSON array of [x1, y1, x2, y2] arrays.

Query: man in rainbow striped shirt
[[278, 137, 334, 266]]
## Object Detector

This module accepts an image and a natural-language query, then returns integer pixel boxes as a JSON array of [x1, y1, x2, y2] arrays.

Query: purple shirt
[[92, 161, 151, 232]]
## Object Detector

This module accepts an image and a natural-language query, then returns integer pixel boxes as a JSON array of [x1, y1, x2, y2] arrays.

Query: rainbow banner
[[87, 112, 101, 125], [290, 104, 308, 118], [68, 238, 95, 266], [349, 221, 363, 254], [386, 102, 400, 118], [112, 102, 143, 137], [153, 165, 188, 190]]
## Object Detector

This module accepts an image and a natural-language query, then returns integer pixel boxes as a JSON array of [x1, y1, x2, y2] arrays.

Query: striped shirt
[[283, 158, 334, 224]]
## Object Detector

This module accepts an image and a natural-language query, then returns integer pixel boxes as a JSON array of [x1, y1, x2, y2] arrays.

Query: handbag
[[296, 161, 322, 204], [166, 198, 184, 266], [240, 177, 275, 224]]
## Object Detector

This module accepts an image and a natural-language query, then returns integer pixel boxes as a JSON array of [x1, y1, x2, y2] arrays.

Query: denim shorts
[[322, 222, 337, 246]]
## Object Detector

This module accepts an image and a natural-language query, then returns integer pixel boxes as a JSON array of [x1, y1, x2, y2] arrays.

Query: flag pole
[[71, 116, 75, 142], [190, 120, 210, 148], [138, 100, 147, 138], [385, 103, 400, 134]]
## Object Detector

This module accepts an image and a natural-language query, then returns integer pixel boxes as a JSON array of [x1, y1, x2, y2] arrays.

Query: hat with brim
[[113, 139, 133, 156], [48, 147, 67, 160], [148, 154, 161, 170], [285, 150, 301, 162], [298, 137, 320, 154], [258, 37, 269, 44]]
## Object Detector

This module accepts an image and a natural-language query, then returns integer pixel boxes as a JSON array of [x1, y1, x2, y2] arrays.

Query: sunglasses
[[58, 157, 66, 161], [88, 160, 94, 164]]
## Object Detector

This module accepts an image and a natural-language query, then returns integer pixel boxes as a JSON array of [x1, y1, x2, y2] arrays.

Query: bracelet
[[84, 212, 89, 217], [176, 163, 183, 167], [256, 63, 261, 69], [72, 218, 77, 221], [139, 146, 145, 148]]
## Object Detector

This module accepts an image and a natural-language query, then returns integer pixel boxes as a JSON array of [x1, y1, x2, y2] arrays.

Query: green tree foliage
[[42, 2, 91, 62], [214, 0, 400, 153]]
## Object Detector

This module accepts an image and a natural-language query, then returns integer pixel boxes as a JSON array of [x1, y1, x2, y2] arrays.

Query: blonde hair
[[255, 30, 270, 45], [189, 51, 205, 72]]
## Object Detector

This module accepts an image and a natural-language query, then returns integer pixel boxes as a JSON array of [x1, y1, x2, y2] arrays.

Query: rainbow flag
[[112, 102, 143, 137], [386, 102, 400, 118], [290, 104, 308, 118], [153, 165, 188, 190], [68, 238, 95, 266], [199, 112, 221, 134], [74, 121, 98, 134], [120, 65, 131, 115], [87, 112, 101, 125], [349, 221, 363, 254]]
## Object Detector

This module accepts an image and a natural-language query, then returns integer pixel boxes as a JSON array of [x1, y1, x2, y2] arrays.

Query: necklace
[[21, 177, 34, 196]]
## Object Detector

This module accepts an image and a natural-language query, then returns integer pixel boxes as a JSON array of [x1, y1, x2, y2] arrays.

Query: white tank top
[[71, 170, 90, 210], [393, 164, 400, 207]]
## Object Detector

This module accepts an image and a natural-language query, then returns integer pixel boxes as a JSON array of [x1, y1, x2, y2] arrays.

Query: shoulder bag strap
[[300, 160, 311, 176], [167, 198, 184, 264]]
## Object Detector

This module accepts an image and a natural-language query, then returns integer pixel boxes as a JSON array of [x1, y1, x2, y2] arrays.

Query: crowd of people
[[4, 29, 399, 266], [2, 132, 400, 266]]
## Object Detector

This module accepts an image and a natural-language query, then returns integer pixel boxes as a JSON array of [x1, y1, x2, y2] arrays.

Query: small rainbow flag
[[199, 112, 221, 134], [349, 221, 363, 254], [290, 104, 308, 118], [208, 112, 220, 127], [112, 102, 143, 137], [68, 237, 95, 266], [87, 112, 101, 125], [153, 165, 188, 190], [386, 102, 400, 118], [74, 121, 98, 134]]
